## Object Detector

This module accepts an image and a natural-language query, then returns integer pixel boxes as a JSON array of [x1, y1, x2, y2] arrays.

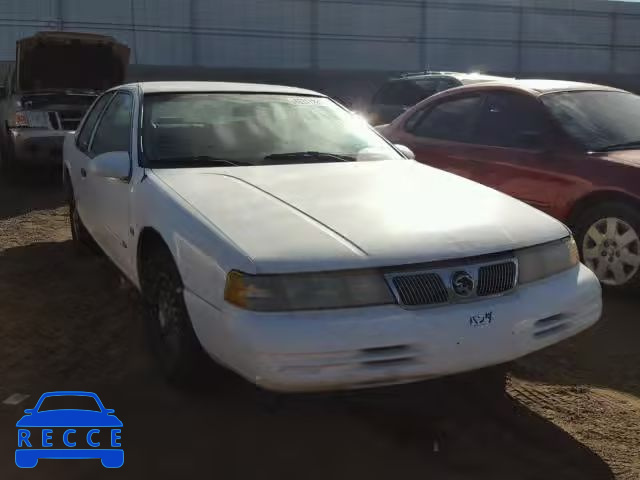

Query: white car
[[63, 81, 602, 393]]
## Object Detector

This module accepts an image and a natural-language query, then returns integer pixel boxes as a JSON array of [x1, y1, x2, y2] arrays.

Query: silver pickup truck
[[0, 32, 129, 176]]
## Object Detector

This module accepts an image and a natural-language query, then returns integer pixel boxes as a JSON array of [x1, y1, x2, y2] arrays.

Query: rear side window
[[76, 92, 115, 153], [90, 92, 133, 156], [409, 95, 483, 143], [374, 80, 441, 107], [474, 92, 548, 149]]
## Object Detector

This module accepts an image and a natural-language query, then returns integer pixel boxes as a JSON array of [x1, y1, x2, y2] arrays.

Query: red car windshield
[[542, 90, 640, 152]]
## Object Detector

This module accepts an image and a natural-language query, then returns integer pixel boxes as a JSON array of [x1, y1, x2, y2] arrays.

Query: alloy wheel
[[582, 217, 640, 286]]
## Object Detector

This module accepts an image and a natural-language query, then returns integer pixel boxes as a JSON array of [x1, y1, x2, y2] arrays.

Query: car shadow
[[0, 240, 145, 399], [0, 175, 65, 220], [0, 241, 616, 480], [513, 289, 640, 399]]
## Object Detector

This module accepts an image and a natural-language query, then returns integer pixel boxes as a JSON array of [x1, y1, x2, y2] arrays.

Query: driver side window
[[90, 92, 133, 157], [77, 92, 115, 153]]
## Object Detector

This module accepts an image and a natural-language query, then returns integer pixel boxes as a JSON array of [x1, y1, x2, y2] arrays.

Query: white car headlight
[[516, 236, 580, 284], [224, 269, 394, 311]]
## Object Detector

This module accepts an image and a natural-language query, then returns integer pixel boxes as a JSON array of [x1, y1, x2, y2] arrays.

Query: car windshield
[[541, 91, 640, 151], [142, 93, 402, 167], [37, 395, 101, 412]]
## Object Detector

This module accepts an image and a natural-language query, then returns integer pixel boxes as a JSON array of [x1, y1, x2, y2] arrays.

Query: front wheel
[[66, 175, 99, 253], [141, 247, 214, 386], [575, 202, 640, 290]]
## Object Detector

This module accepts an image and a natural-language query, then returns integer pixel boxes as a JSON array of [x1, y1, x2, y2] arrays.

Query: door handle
[[80, 168, 87, 178]]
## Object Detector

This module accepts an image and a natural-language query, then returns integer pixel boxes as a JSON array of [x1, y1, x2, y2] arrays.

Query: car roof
[[394, 71, 513, 83], [117, 81, 323, 96], [450, 78, 627, 96]]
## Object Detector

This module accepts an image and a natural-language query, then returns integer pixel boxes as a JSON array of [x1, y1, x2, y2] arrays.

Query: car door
[[393, 93, 485, 180], [70, 91, 116, 233], [462, 91, 573, 215], [84, 91, 134, 272]]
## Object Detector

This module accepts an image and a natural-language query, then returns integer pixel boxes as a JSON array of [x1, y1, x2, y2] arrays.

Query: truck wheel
[[66, 176, 99, 253], [574, 202, 640, 290], [141, 246, 213, 386]]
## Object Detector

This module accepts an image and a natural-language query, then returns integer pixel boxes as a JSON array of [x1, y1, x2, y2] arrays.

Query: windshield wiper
[[263, 151, 355, 163], [151, 156, 247, 167], [597, 141, 640, 152]]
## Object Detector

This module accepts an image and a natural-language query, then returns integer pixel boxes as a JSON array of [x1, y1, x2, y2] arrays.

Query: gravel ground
[[0, 178, 638, 479]]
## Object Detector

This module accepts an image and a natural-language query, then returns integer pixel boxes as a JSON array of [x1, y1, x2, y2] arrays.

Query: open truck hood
[[16, 32, 130, 93]]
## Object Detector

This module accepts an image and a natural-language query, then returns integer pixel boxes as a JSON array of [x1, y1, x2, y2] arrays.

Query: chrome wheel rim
[[582, 217, 640, 286]]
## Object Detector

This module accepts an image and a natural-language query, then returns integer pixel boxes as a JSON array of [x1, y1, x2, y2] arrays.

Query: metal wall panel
[[318, 40, 420, 70], [135, 31, 192, 65], [133, 0, 191, 28], [196, 35, 311, 69], [522, 46, 610, 72], [0, 0, 639, 74], [616, 17, 640, 47], [522, 12, 611, 45], [613, 50, 640, 74], [427, 43, 517, 72], [193, 0, 310, 32], [318, 2, 421, 37], [0, 0, 53, 21], [426, 8, 519, 41], [61, 0, 132, 24]]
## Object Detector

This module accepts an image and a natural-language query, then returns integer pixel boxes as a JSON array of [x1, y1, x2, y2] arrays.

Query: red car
[[381, 79, 640, 289]]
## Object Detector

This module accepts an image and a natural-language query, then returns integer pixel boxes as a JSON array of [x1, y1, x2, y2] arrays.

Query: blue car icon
[[15, 391, 123, 468]]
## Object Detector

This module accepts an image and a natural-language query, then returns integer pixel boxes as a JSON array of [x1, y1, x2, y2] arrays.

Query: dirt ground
[[0, 178, 638, 480]]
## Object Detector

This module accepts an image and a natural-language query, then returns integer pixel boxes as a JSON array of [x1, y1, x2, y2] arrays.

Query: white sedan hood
[[153, 161, 569, 273]]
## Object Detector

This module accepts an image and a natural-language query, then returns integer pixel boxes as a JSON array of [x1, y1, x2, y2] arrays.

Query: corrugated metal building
[[2, 0, 640, 73], [1, 0, 640, 100]]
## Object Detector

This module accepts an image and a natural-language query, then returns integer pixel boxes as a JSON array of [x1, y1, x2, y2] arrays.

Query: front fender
[[133, 173, 255, 307]]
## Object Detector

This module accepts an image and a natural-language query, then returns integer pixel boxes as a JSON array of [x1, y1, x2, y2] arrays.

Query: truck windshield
[[141, 93, 402, 167]]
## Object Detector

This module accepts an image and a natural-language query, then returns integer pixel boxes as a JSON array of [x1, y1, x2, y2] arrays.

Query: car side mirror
[[89, 151, 130, 180], [394, 144, 415, 160], [105, 409, 115, 414], [23, 409, 34, 415]]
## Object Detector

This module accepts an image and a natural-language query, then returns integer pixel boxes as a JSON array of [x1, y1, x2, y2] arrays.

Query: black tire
[[574, 202, 640, 291], [141, 246, 212, 385], [66, 174, 99, 253]]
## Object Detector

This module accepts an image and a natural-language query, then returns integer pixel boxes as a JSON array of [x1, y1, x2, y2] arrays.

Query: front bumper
[[185, 264, 602, 393], [9, 128, 70, 165]]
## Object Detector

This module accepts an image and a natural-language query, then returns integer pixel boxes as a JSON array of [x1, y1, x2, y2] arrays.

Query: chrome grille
[[477, 261, 517, 296], [391, 273, 448, 306], [386, 257, 518, 308]]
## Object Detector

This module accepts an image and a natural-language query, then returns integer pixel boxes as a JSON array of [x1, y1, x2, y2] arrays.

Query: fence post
[[310, 0, 319, 70], [420, 0, 427, 69], [610, 11, 617, 73], [56, 0, 64, 31]]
